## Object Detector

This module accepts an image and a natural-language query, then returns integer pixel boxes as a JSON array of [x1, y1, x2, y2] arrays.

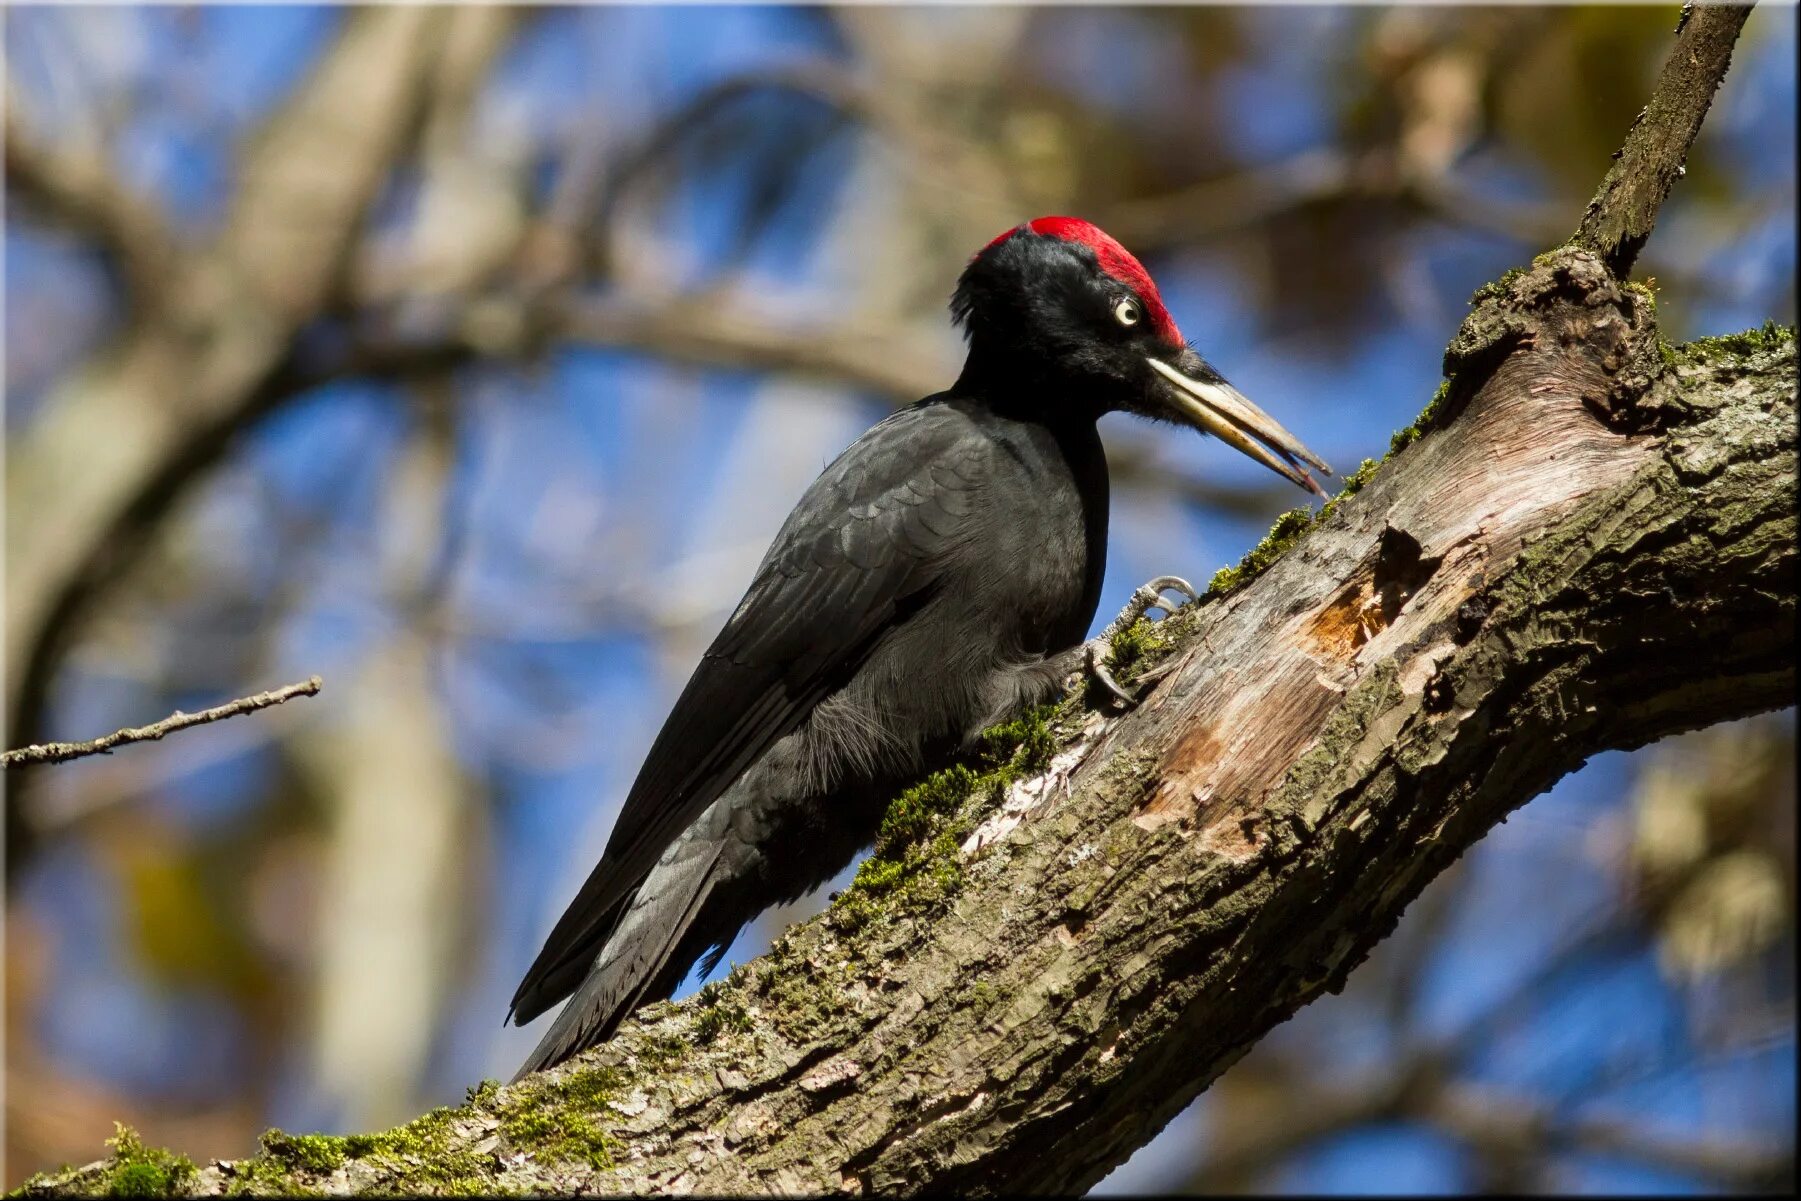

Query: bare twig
[[0, 676, 323, 770], [1574, 2, 1755, 275], [1105, 148, 1570, 255]]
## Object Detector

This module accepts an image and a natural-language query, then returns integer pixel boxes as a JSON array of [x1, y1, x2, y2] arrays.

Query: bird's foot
[[1102, 575, 1199, 638], [1087, 575, 1198, 708]]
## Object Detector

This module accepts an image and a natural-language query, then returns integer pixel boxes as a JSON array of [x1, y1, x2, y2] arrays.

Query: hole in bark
[[1372, 526, 1441, 629], [1305, 527, 1444, 659], [1453, 596, 1491, 645]]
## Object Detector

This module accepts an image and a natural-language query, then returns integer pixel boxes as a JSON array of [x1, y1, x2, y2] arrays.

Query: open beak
[[1148, 349, 1332, 497]]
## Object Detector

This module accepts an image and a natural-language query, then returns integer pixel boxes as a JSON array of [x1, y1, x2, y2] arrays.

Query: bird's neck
[[952, 341, 1109, 425]]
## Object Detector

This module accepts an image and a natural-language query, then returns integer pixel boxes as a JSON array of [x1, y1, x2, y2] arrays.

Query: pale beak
[[1149, 351, 1332, 497]]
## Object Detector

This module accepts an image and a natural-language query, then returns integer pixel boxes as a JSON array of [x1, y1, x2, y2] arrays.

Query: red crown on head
[[981, 216, 1181, 344]]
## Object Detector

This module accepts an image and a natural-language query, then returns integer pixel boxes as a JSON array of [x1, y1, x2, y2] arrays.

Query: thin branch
[[1104, 148, 1570, 256], [1573, 2, 1755, 275], [1187, 1060, 1792, 1193], [1429, 1079, 1793, 1192], [0, 676, 323, 770], [2, 92, 178, 313], [553, 297, 945, 403]]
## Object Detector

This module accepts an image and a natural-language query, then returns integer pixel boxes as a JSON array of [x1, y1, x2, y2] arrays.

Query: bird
[[508, 216, 1330, 1077]]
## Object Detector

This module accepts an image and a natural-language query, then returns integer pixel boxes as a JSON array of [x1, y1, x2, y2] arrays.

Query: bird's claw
[[1137, 574, 1198, 620], [1104, 575, 1198, 639], [1086, 575, 1198, 709], [1086, 640, 1137, 707]]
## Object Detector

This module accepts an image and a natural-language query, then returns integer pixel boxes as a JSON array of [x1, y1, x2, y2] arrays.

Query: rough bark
[[1572, 3, 1754, 275], [18, 254, 1795, 1197]]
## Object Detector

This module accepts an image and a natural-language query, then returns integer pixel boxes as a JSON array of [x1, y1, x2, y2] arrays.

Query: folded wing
[[509, 400, 990, 1025]]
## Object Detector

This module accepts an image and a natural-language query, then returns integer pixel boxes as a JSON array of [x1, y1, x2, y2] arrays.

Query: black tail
[[509, 747, 898, 1079], [511, 832, 730, 1079], [508, 859, 629, 1031]]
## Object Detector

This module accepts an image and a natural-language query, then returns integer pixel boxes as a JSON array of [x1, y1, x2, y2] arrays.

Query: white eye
[[1113, 298, 1141, 327]]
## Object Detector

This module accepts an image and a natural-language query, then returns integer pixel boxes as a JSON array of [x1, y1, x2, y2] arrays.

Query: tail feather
[[509, 854, 636, 1027], [511, 836, 727, 1080]]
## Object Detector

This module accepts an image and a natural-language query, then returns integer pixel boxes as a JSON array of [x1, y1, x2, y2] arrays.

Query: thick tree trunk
[[22, 255, 1795, 1198]]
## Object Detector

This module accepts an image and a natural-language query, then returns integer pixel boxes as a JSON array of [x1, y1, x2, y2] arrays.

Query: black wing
[[510, 399, 991, 1023]]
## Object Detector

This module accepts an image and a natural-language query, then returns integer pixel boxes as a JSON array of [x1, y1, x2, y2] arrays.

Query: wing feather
[[511, 401, 989, 1023]]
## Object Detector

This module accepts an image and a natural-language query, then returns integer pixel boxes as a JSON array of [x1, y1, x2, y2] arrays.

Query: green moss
[[1388, 379, 1451, 456], [980, 709, 1058, 775], [1674, 321, 1796, 364], [625, 1029, 692, 1073], [1333, 457, 1381, 499], [1205, 506, 1316, 598], [830, 706, 1064, 934], [100, 1126, 194, 1198], [693, 979, 754, 1042], [870, 764, 979, 860], [496, 1066, 622, 1171], [45, 1057, 638, 1195], [1308, 456, 1384, 529], [108, 1167, 174, 1200], [1105, 617, 1161, 681], [1468, 266, 1527, 306], [258, 1131, 346, 1176], [385, 1106, 494, 1188], [755, 945, 855, 1040], [10, 1165, 80, 1197], [228, 1102, 498, 1196]]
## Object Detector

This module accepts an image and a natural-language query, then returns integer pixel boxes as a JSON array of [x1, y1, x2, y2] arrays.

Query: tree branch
[[353, 293, 1290, 519], [1186, 1058, 1792, 1192], [4, 6, 523, 873], [1428, 1078, 1792, 1192], [2, 95, 178, 313], [1573, 2, 1755, 275], [1, 677, 323, 770]]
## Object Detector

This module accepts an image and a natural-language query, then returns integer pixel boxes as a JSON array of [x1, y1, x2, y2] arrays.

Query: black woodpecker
[[509, 216, 1331, 1076]]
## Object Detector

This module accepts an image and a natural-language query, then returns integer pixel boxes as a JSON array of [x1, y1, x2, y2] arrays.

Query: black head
[[952, 216, 1331, 495]]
